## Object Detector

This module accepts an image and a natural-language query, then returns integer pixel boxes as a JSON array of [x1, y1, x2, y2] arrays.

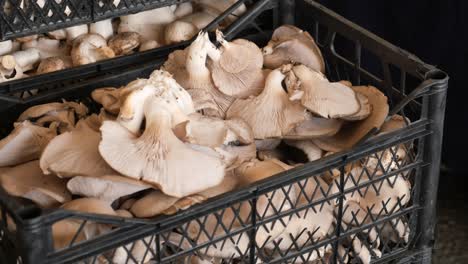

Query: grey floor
[[433, 172, 468, 264]]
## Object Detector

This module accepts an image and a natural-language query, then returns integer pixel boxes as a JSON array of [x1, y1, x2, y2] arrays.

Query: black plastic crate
[[0, 0, 448, 263]]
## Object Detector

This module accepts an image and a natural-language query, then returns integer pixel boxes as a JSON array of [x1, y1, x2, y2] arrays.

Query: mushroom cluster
[[0, 25, 413, 263], [0, 1, 247, 82]]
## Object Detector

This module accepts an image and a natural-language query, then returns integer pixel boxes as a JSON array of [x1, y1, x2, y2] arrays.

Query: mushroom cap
[[263, 25, 325, 73], [313, 86, 389, 152], [148, 69, 195, 115], [226, 69, 306, 139], [52, 220, 87, 250], [61, 198, 116, 216], [40, 119, 117, 178], [174, 114, 253, 148], [99, 97, 225, 197], [0, 121, 56, 167], [0, 160, 71, 208], [131, 171, 238, 218], [91, 87, 121, 114], [290, 65, 361, 119], [18, 100, 88, 122], [264, 25, 325, 73], [164, 20, 198, 45], [71, 34, 115, 66], [209, 32, 264, 98], [284, 114, 343, 140], [341, 91, 372, 121], [108, 32, 141, 55], [36, 56, 72, 74], [67, 175, 152, 203]]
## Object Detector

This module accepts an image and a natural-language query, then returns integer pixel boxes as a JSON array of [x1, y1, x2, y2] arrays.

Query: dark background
[[316, 0, 466, 174], [315, 1, 468, 262]]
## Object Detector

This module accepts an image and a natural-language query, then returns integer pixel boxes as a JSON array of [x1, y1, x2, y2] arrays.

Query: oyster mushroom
[[0, 40, 13, 56], [67, 175, 152, 204], [71, 34, 115, 66], [91, 87, 121, 114], [226, 69, 306, 139], [40, 119, 117, 178], [287, 64, 361, 119], [208, 30, 264, 98], [163, 32, 234, 117], [263, 25, 325, 73], [108, 32, 141, 55], [284, 113, 344, 140], [0, 121, 56, 167], [99, 97, 225, 197], [313, 86, 389, 152], [0, 160, 71, 208], [131, 171, 238, 218], [116, 71, 195, 134]]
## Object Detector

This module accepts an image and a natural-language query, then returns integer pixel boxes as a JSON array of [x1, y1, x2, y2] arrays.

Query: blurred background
[[316, 1, 468, 262]]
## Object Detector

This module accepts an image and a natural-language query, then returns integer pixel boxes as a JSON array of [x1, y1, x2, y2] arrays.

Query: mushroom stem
[[90, 19, 114, 40], [65, 24, 89, 43], [12, 48, 41, 71], [0, 40, 13, 56]]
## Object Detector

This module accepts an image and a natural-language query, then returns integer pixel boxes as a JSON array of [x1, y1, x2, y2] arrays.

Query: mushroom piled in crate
[[0, 0, 247, 82], [0, 26, 413, 264]]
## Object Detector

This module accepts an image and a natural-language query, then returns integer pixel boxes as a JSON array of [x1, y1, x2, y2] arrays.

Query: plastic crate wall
[[0, 0, 448, 263], [0, 0, 190, 40]]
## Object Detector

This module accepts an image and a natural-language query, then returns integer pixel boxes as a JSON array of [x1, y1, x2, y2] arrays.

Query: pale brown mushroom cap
[[91, 87, 121, 114], [313, 86, 389, 152], [61, 198, 116, 216], [263, 25, 325, 73], [254, 138, 281, 150], [174, 114, 253, 148], [0, 121, 56, 167], [284, 114, 343, 140], [37, 56, 72, 74], [67, 175, 152, 203], [40, 119, 117, 178], [99, 97, 225, 197], [290, 65, 361, 119], [227, 69, 306, 139], [108, 32, 141, 56], [341, 91, 372, 121], [209, 32, 264, 98], [131, 172, 239, 218], [18, 100, 88, 123], [0, 160, 71, 208]]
